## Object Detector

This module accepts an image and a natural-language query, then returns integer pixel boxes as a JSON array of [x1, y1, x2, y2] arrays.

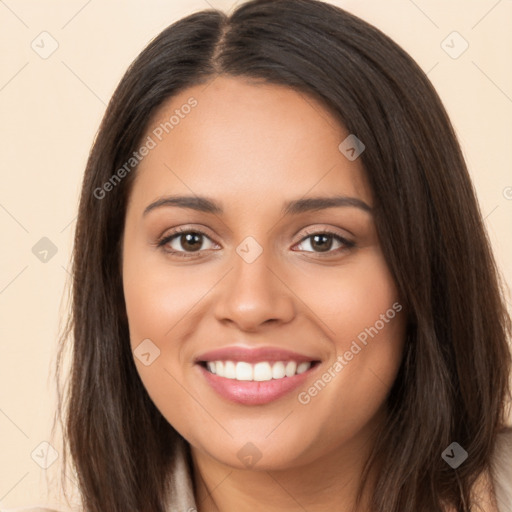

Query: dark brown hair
[[54, 0, 512, 510]]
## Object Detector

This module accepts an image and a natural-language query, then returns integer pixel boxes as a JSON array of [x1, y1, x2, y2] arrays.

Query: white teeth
[[253, 362, 272, 381], [204, 360, 313, 381], [235, 361, 253, 381], [224, 360, 236, 379], [285, 361, 297, 377], [272, 361, 286, 379], [296, 362, 310, 374]]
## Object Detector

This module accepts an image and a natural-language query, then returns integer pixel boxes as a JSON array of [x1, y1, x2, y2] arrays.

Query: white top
[[4, 428, 512, 512]]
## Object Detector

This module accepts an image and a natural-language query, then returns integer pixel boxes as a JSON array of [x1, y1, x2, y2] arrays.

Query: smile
[[196, 359, 321, 405]]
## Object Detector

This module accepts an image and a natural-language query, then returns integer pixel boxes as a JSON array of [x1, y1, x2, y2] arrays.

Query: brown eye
[[305, 233, 334, 252], [157, 228, 217, 256], [295, 230, 355, 256], [176, 232, 203, 252]]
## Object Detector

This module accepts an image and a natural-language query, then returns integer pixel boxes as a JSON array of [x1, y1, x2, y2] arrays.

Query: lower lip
[[197, 363, 319, 405]]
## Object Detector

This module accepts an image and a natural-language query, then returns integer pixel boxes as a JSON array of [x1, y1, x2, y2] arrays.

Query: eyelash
[[156, 226, 356, 259]]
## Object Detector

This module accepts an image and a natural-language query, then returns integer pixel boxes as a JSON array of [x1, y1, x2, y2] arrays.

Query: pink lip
[[196, 362, 320, 405], [194, 345, 319, 364]]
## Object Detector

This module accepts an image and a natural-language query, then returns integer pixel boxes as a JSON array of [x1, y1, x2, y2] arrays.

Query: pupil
[[182, 233, 201, 251], [312, 234, 331, 252]]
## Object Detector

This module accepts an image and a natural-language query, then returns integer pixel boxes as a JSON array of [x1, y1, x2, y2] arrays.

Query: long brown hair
[[54, 0, 512, 510]]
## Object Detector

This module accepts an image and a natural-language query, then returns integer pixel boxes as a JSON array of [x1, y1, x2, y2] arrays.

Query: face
[[122, 75, 407, 471]]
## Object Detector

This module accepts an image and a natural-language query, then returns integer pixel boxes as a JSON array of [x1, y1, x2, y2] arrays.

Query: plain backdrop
[[1, 0, 511, 509]]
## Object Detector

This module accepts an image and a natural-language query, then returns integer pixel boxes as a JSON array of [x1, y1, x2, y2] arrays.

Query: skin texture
[[122, 75, 408, 512]]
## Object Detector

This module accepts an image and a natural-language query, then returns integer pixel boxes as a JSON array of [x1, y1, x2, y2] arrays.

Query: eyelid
[[299, 227, 351, 241]]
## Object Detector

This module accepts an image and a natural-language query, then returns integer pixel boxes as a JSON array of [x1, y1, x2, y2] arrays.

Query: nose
[[213, 246, 296, 332]]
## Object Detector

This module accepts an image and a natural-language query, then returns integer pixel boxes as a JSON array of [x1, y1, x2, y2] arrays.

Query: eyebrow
[[143, 194, 372, 217]]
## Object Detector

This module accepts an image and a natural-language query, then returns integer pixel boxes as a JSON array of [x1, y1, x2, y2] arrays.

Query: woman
[[9, 0, 512, 510]]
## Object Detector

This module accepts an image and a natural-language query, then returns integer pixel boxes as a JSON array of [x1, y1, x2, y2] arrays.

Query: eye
[[157, 227, 218, 257], [294, 229, 355, 256], [156, 226, 356, 259]]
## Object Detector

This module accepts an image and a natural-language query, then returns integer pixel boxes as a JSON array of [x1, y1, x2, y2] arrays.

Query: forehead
[[129, 75, 371, 213]]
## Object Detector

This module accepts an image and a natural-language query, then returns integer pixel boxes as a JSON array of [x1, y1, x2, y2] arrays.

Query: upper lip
[[194, 346, 321, 364]]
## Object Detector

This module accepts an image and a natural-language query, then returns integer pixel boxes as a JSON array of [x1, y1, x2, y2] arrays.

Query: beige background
[[1, 0, 511, 509]]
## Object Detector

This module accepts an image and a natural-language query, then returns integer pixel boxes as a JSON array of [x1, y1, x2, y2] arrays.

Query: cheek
[[122, 246, 219, 422], [122, 256, 198, 434], [293, 247, 402, 342], [122, 244, 214, 349], [291, 249, 406, 427]]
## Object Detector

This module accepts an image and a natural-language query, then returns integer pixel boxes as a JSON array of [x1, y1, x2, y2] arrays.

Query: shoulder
[[491, 426, 512, 511]]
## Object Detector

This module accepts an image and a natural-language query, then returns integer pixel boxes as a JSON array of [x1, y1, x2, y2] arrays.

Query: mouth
[[194, 346, 322, 405]]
